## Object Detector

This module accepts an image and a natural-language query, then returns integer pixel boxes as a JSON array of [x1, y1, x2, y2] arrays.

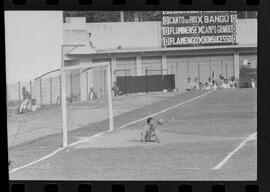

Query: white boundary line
[[9, 148, 63, 174], [212, 132, 257, 170], [9, 130, 112, 174], [9, 90, 213, 174], [117, 90, 214, 130]]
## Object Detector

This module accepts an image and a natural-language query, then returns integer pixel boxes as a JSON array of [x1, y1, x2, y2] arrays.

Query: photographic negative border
[[3, 0, 269, 192]]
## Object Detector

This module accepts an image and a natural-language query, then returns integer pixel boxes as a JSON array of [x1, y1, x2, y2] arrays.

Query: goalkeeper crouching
[[141, 117, 160, 143]]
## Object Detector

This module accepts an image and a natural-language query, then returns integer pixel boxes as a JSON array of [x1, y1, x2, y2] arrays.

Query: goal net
[[61, 57, 113, 147], [7, 51, 113, 150]]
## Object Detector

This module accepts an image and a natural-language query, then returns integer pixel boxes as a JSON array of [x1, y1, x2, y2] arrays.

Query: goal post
[[106, 64, 114, 131], [61, 44, 114, 148], [61, 45, 68, 147]]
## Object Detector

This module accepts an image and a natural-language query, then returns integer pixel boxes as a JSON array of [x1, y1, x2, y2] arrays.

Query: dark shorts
[[145, 129, 157, 142]]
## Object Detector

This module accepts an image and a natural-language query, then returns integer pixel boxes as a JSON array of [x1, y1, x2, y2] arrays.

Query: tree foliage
[[63, 11, 257, 23], [63, 11, 162, 23]]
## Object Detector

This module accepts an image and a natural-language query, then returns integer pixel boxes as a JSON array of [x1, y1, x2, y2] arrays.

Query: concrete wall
[[64, 20, 162, 50], [64, 18, 257, 50], [86, 22, 162, 50], [64, 30, 89, 46]]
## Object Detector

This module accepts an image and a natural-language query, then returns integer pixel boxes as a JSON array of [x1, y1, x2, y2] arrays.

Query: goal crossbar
[[63, 62, 109, 71]]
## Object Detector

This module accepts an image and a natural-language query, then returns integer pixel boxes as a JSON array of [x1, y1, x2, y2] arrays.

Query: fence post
[[198, 63, 200, 83], [125, 69, 127, 96], [161, 68, 164, 91], [221, 60, 223, 75], [176, 63, 179, 92], [70, 73, 73, 98], [225, 63, 228, 79], [29, 80, 32, 99], [128, 69, 133, 93], [18, 81, 21, 106], [187, 61, 190, 78], [209, 60, 212, 79], [39, 78, 43, 105], [100, 88, 103, 98], [86, 71, 88, 100], [110, 63, 113, 89], [146, 67, 148, 94], [104, 70, 106, 97], [59, 75, 61, 104], [106, 64, 114, 131], [50, 77, 52, 105], [171, 72, 173, 92]]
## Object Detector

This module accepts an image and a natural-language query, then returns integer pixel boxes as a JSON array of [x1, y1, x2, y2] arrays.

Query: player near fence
[[30, 98, 42, 112], [186, 77, 194, 91], [19, 87, 32, 114], [141, 117, 161, 143], [89, 87, 98, 100], [112, 82, 123, 96]]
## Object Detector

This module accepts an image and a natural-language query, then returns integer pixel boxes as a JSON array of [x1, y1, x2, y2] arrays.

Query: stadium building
[[63, 16, 257, 101]]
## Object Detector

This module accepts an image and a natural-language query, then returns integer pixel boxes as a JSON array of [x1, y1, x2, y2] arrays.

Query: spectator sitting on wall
[[199, 82, 203, 90], [207, 77, 214, 88], [186, 78, 194, 91], [88, 33, 95, 49], [217, 74, 224, 87], [89, 87, 98, 100], [251, 78, 256, 88], [208, 76, 212, 84], [201, 83, 205, 90], [67, 94, 73, 103], [112, 82, 123, 96], [19, 87, 32, 114], [193, 77, 200, 90], [66, 93, 79, 103], [210, 80, 217, 90], [203, 82, 211, 90], [228, 76, 236, 88], [219, 74, 225, 80], [219, 79, 225, 88], [30, 98, 41, 112], [220, 79, 230, 89], [225, 79, 230, 88], [112, 82, 118, 96]]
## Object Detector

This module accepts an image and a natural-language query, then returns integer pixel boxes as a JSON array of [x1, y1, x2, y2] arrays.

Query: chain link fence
[[7, 68, 108, 115]]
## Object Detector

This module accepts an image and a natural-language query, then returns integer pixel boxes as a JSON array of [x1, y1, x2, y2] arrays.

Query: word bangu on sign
[[162, 15, 233, 25], [162, 11, 238, 47]]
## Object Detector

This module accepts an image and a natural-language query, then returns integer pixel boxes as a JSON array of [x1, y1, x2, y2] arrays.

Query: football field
[[9, 88, 257, 180]]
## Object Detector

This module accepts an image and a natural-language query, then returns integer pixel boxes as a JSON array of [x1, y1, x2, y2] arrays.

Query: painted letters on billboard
[[162, 11, 238, 47]]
